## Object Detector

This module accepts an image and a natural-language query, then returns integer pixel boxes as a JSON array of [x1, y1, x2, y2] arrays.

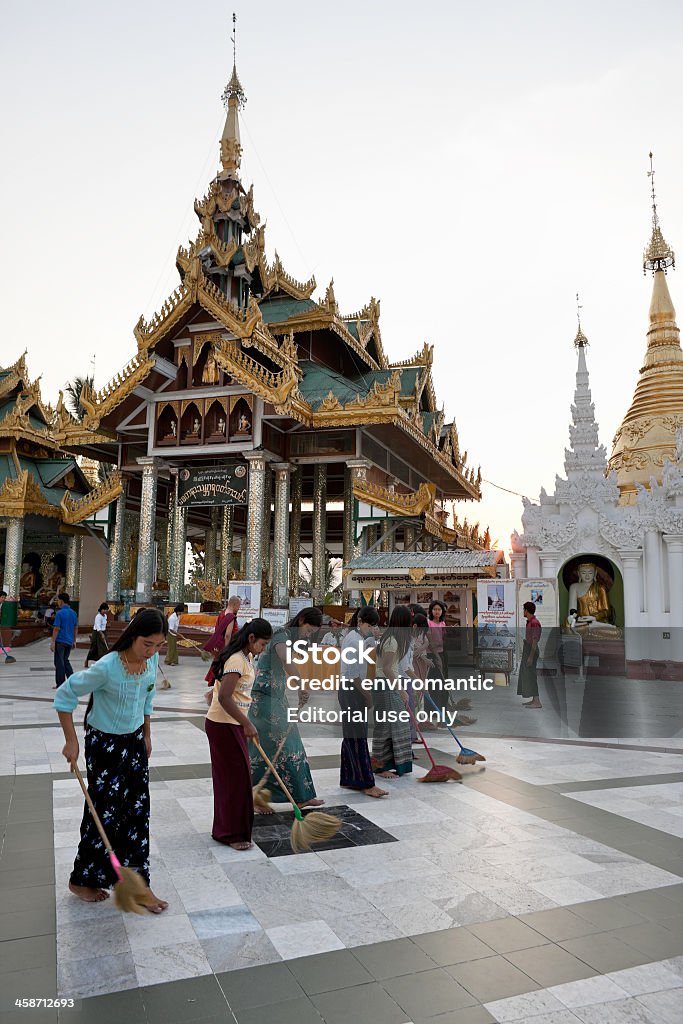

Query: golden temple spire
[[644, 152, 675, 274], [219, 12, 247, 179], [608, 155, 683, 502], [574, 292, 588, 348]]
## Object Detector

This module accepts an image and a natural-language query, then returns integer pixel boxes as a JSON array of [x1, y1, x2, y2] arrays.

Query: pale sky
[[3, 0, 683, 549]]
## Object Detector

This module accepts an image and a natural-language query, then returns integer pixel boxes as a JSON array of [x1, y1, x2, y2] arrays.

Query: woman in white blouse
[[85, 602, 109, 668]]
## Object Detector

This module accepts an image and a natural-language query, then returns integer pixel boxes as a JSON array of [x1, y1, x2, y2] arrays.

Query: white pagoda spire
[[563, 320, 608, 480]]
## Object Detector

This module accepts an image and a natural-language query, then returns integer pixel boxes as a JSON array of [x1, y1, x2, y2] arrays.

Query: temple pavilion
[[0, 354, 122, 630], [46, 57, 490, 613]]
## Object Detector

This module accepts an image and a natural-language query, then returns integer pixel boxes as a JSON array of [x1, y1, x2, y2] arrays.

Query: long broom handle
[[423, 690, 465, 751], [253, 726, 292, 796], [404, 702, 437, 769], [252, 738, 305, 822]]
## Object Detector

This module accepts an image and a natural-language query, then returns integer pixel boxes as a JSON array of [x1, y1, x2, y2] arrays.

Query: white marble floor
[[53, 762, 683, 999], [568, 782, 683, 839]]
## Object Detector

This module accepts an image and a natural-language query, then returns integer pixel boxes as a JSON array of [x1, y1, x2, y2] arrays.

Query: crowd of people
[[52, 598, 453, 909]]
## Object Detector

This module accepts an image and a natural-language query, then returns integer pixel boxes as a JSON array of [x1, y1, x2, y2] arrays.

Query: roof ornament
[[644, 151, 675, 274], [574, 292, 588, 348], [219, 13, 246, 176], [221, 12, 246, 113]]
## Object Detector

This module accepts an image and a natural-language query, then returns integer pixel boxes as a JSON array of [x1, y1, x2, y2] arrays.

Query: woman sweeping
[[249, 607, 324, 811], [84, 602, 109, 669], [206, 618, 272, 849], [339, 606, 387, 798], [54, 608, 168, 911], [373, 605, 413, 778]]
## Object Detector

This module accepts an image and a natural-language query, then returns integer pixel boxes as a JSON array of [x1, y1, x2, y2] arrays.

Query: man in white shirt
[[165, 604, 184, 666]]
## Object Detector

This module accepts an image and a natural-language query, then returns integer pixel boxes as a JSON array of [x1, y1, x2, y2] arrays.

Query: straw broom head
[[418, 765, 462, 783], [112, 866, 155, 914], [290, 811, 341, 853], [456, 749, 486, 764], [253, 785, 272, 811]]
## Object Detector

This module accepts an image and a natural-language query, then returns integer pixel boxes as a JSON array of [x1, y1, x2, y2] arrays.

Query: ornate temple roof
[[608, 197, 683, 504]]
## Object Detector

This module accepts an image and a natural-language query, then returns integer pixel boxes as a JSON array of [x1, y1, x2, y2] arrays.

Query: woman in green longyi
[[248, 607, 325, 810]]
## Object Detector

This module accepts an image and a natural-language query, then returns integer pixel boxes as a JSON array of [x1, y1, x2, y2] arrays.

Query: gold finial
[[644, 151, 675, 274], [219, 13, 246, 176], [574, 292, 588, 348], [221, 12, 246, 112]]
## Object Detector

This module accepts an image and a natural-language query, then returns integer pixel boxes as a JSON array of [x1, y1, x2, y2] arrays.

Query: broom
[[252, 739, 340, 853], [71, 763, 155, 913], [252, 726, 294, 811], [405, 705, 461, 783], [177, 633, 212, 661], [157, 662, 171, 690], [423, 691, 486, 764]]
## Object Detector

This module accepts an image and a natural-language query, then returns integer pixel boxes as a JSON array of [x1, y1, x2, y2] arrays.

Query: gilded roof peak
[[644, 153, 675, 274]]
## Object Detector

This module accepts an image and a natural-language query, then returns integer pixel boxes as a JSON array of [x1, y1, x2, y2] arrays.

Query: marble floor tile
[[271, 853, 331, 875], [380, 899, 454, 936], [58, 951, 138, 1000], [323, 908, 403, 946], [124, 911, 196, 950], [548, 975, 630, 1008], [266, 919, 345, 959], [635, 987, 683, 1024], [189, 906, 261, 938], [132, 939, 213, 987], [484, 988, 567, 1021], [571, 996, 662, 1023], [606, 961, 683, 996], [57, 918, 131, 963], [200, 930, 282, 972]]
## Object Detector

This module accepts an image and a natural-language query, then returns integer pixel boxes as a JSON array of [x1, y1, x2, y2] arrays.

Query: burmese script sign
[[177, 465, 248, 507]]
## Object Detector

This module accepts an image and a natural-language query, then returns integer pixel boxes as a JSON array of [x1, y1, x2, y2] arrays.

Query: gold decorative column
[[155, 517, 168, 586], [263, 466, 273, 587], [135, 458, 159, 604], [404, 524, 416, 551], [381, 521, 393, 552], [244, 451, 267, 581], [289, 465, 302, 596], [312, 463, 327, 602], [239, 533, 247, 576], [65, 534, 83, 599], [169, 504, 187, 603], [107, 489, 126, 601], [205, 506, 220, 584], [272, 463, 291, 606], [220, 505, 234, 585], [366, 524, 378, 553], [166, 482, 176, 584]]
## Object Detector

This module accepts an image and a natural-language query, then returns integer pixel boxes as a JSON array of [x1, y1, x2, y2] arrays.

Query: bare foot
[[229, 841, 253, 851], [145, 890, 169, 914], [376, 771, 398, 779], [363, 786, 388, 798], [299, 799, 324, 808], [524, 700, 542, 709], [254, 806, 274, 815], [69, 882, 109, 903]]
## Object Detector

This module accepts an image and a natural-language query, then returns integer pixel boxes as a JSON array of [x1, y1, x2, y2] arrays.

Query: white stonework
[[512, 343, 683, 668]]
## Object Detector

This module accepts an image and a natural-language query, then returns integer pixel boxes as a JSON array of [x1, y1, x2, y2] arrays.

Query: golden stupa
[[608, 164, 683, 504]]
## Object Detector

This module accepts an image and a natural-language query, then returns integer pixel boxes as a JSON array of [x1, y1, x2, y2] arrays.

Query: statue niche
[[180, 403, 203, 445], [193, 341, 221, 387], [156, 404, 179, 446], [563, 558, 621, 639], [206, 400, 227, 443], [229, 397, 252, 439]]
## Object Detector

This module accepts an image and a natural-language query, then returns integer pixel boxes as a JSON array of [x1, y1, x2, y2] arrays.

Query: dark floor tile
[[0, 965, 57, 999], [411, 927, 495, 966], [0, 849, 55, 871], [3, 821, 55, 851], [141, 975, 228, 1023], [467, 918, 549, 954], [217, 962, 305, 1010], [618, 889, 683, 921], [235, 996, 324, 1024], [382, 967, 478, 1018], [613, 921, 683, 959], [412, 1009, 495, 1024], [0, 935, 55, 974], [517, 908, 603, 942], [504, 943, 596, 987], [351, 938, 436, 980], [286, 949, 373, 994], [1, 885, 55, 915], [0, 1012, 57, 1024], [74, 988, 145, 1024], [0, 867, 54, 889], [311, 981, 409, 1024], [447, 956, 539, 1002], [559, 933, 652, 973], [0, 907, 55, 941], [570, 898, 649, 930]]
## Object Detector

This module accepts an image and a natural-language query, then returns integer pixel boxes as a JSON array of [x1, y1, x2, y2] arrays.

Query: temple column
[[239, 534, 247, 576], [526, 547, 541, 577], [664, 535, 683, 625], [244, 452, 267, 581], [220, 505, 234, 585], [381, 522, 393, 552], [205, 506, 220, 584], [644, 530, 663, 621], [510, 552, 527, 579], [312, 464, 327, 602], [273, 463, 291, 606], [2, 518, 24, 625], [404, 524, 416, 551], [263, 467, 273, 588], [169, 505, 187, 603], [289, 466, 302, 597], [65, 534, 83, 600], [620, 549, 643, 625], [135, 458, 159, 604], [366, 524, 378, 552], [107, 490, 126, 601], [155, 517, 168, 586], [166, 482, 176, 585], [539, 550, 560, 579]]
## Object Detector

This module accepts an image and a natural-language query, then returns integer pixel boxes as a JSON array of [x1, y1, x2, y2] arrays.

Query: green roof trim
[[258, 296, 317, 324], [298, 361, 400, 410]]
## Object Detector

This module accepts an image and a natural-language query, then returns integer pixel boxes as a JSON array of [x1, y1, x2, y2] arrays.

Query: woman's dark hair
[[98, 603, 109, 613], [285, 606, 323, 630], [409, 603, 426, 620], [212, 617, 273, 679], [173, 603, 185, 614], [356, 606, 380, 627], [413, 612, 428, 630], [379, 604, 412, 659], [112, 608, 168, 652], [428, 600, 446, 621]]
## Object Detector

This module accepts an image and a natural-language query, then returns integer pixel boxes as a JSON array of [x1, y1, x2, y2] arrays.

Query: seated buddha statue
[[19, 562, 37, 596], [567, 563, 620, 638]]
